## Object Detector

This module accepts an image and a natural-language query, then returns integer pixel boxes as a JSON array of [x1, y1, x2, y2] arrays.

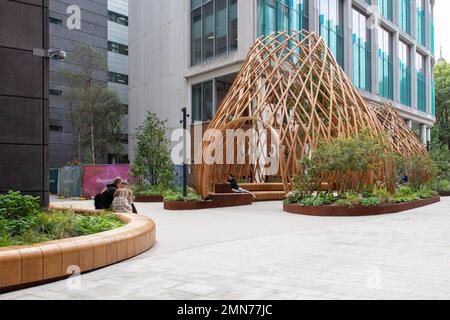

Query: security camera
[[48, 49, 67, 61], [33, 48, 67, 60]]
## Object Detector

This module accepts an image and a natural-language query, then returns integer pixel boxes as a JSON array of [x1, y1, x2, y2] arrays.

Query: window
[[229, 0, 238, 50], [379, 0, 393, 21], [378, 27, 393, 100], [416, 52, 426, 112], [108, 10, 128, 26], [203, 1, 214, 60], [108, 41, 128, 55], [352, 9, 371, 91], [191, 0, 239, 66], [399, 41, 411, 106], [49, 17, 62, 26], [192, 81, 214, 122], [257, 0, 308, 38], [416, 0, 425, 46], [49, 89, 62, 96], [399, 0, 411, 34], [50, 125, 63, 132], [108, 72, 128, 85], [319, 0, 343, 66]]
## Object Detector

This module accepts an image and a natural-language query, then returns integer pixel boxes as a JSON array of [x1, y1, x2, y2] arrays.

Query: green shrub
[[395, 186, 415, 197], [335, 192, 363, 207], [416, 189, 438, 199], [372, 188, 392, 203], [399, 155, 437, 191], [0, 191, 40, 219], [392, 196, 420, 203], [360, 197, 381, 207], [295, 130, 396, 195], [0, 192, 124, 247], [134, 184, 168, 196], [285, 191, 306, 204], [163, 189, 202, 202], [434, 179, 450, 192], [430, 144, 450, 179]]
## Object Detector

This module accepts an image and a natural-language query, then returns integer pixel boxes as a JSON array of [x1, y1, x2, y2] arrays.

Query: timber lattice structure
[[194, 31, 426, 197]]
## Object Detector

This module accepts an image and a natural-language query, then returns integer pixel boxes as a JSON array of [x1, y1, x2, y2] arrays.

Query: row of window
[[191, 0, 238, 66]]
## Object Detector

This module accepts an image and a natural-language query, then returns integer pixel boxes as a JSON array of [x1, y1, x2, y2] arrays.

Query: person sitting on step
[[226, 174, 256, 199]]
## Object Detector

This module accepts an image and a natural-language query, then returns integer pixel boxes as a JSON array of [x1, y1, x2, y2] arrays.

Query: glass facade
[[378, 27, 393, 100], [352, 9, 371, 91], [416, 52, 426, 112], [416, 0, 425, 46], [399, 41, 411, 106], [399, 0, 411, 34], [257, 0, 308, 37], [379, 0, 393, 21], [191, 0, 238, 66], [188, 0, 436, 120], [319, 0, 343, 66]]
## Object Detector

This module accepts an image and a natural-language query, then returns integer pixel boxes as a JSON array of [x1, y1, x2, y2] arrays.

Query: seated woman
[[226, 174, 256, 199], [112, 182, 138, 214]]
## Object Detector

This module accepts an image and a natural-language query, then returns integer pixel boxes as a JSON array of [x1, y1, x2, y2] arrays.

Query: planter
[[283, 197, 441, 217], [438, 192, 450, 197], [164, 193, 253, 211], [134, 195, 164, 203], [0, 207, 156, 293]]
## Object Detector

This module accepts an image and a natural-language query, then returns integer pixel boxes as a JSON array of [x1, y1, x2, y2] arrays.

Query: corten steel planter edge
[[0, 207, 156, 293], [164, 194, 253, 211], [134, 195, 164, 203], [283, 197, 441, 217]]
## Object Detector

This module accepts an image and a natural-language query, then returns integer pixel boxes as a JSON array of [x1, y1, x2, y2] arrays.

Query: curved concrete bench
[[283, 197, 441, 217], [0, 207, 156, 292]]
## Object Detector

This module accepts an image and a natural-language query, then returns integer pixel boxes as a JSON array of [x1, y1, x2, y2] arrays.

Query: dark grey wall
[[0, 0, 49, 206], [48, 0, 108, 168]]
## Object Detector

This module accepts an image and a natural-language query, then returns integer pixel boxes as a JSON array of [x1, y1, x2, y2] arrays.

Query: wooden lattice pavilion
[[194, 31, 426, 197]]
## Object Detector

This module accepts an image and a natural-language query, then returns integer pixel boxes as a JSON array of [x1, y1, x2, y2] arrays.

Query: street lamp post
[[181, 108, 190, 198]]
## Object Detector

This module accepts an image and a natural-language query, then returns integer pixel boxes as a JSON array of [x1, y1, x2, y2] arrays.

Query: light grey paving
[[1, 197, 450, 300]]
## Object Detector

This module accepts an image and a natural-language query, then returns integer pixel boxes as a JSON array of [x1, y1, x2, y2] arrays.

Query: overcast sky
[[434, 0, 449, 61]]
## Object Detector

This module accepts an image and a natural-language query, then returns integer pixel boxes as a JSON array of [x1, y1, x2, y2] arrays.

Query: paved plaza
[[1, 197, 450, 300]]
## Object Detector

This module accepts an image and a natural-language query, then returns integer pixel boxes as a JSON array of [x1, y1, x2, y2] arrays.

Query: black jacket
[[94, 183, 118, 209]]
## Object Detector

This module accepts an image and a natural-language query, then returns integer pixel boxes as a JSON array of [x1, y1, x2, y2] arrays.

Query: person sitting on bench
[[226, 174, 256, 199]]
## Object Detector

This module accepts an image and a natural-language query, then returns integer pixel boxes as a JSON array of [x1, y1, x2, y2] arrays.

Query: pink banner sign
[[82, 165, 130, 198]]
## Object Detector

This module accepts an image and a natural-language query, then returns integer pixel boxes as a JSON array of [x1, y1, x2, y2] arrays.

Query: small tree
[[61, 43, 124, 164], [131, 112, 175, 188]]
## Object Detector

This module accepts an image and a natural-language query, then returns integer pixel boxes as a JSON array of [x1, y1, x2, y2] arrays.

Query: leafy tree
[[434, 62, 450, 148], [131, 112, 175, 188], [61, 43, 125, 164], [295, 131, 396, 194]]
